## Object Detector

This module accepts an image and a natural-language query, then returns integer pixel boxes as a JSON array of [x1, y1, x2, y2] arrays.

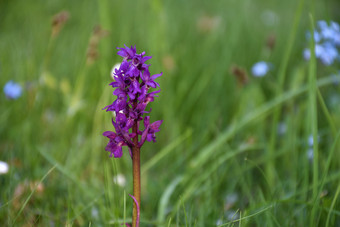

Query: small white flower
[[91, 207, 99, 219], [215, 218, 223, 226], [111, 63, 121, 79], [225, 210, 240, 221], [0, 161, 9, 175], [261, 10, 279, 27], [224, 193, 238, 211], [225, 193, 238, 205], [113, 173, 126, 187], [113, 109, 124, 118]]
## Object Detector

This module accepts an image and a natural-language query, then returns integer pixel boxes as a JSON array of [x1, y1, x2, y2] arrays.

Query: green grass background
[[1, 0, 340, 226]]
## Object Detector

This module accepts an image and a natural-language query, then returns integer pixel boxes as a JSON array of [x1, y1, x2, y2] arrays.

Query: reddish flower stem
[[132, 101, 141, 227]]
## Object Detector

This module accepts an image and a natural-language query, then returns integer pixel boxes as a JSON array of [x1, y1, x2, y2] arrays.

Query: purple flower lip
[[103, 45, 163, 158], [132, 56, 141, 66]]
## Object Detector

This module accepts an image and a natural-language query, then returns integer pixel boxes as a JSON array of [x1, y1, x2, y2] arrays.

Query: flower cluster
[[103, 45, 163, 158], [304, 20, 340, 65]]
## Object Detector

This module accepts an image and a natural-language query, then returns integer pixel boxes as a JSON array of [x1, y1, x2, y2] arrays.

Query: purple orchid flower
[[102, 45, 163, 158], [139, 116, 163, 146]]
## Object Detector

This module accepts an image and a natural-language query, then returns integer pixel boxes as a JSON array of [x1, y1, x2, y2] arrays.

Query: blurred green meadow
[[1, 0, 340, 226]]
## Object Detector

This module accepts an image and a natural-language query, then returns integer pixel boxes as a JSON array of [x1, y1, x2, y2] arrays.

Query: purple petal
[[151, 72, 163, 80], [113, 146, 123, 158], [102, 104, 115, 112], [141, 70, 151, 81], [120, 60, 130, 71], [150, 120, 163, 131], [132, 80, 142, 92], [117, 44, 136, 60], [146, 81, 158, 88], [144, 116, 150, 128], [139, 127, 149, 147], [109, 81, 120, 87], [113, 88, 126, 96], [116, 112, 127, 122], [141, 55, 152, 64], [146, 133, 154, 142], [129, 194, 140, 227], [103, 131, 117, 139]]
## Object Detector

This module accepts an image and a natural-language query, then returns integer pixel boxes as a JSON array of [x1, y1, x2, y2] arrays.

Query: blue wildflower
[[306, 30, 321, 43], [330, 21, 340, 45], [251, 61, 271, 77], [3, 81, 22, 99], [304, 20, 340, 65], [307, 134, 320, 162], [308, 134, 320, 147], [319, 42, 339, 65], [317, 20, 340, 44]]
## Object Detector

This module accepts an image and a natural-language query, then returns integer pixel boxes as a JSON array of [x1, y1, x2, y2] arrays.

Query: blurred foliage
[[1, 0, 340, 226]]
